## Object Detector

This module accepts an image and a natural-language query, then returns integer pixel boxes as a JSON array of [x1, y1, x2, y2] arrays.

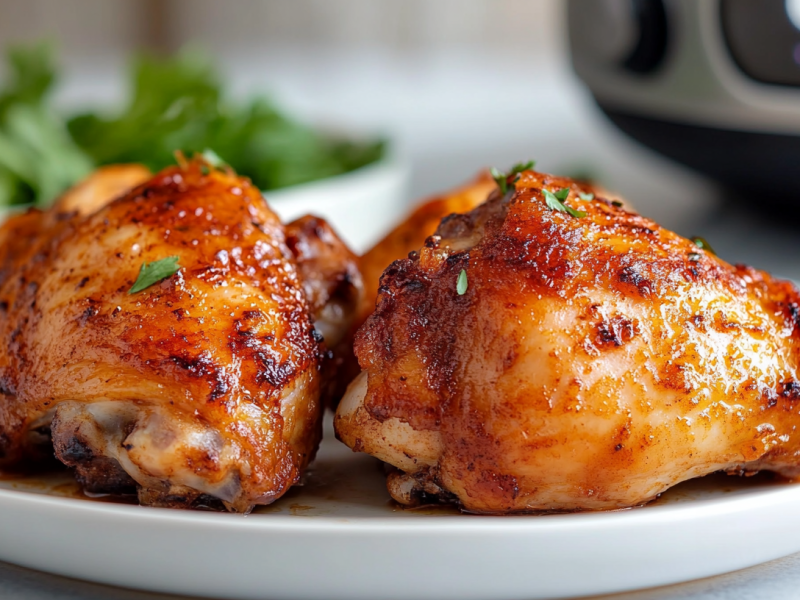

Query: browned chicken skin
[[320, 173, 499, 405], [0, 161, 360, 512], [52, 164, 152, 216], [357, 172, 496, 328], [336, 168, 800, 513]]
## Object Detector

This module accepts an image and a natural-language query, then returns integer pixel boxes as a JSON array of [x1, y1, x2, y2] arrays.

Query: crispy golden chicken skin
[[0, 161, 358, 512], [318, 173, 497, 406], [285, 215, 363, 405], [357, 172, 496, 327], [52, 163, 151, 216], [336, 168, 800, 513]]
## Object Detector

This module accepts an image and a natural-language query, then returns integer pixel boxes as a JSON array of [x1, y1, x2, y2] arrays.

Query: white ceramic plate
[[266, 155, 410, 254], [1, 416, 800, 600]]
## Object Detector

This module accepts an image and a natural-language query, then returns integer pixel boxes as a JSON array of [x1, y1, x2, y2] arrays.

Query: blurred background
[[2, 0, 799, 275]]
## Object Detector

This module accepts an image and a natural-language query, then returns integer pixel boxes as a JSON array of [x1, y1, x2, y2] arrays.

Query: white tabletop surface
[[3, 48, 800, 599], [2, 551, 800, 600]]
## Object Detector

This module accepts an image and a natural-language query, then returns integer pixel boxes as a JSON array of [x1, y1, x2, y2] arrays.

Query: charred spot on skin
[[618, 266, 652, 297], [784, 302, 800, 331], [76, 276, 90, 290], [209, 379, 230, 401], [0, 377, 14, 396], [424, 235, 442, 249], [79, 305, 99, 326], [765, 389, 779, 409], [255, 354, 296, 388], [615, 444, 623, 451], [401, 278, 425, 293], [781, 381, 800, 401], [60, 436, 94, 462], [595, 316, 637, 348]]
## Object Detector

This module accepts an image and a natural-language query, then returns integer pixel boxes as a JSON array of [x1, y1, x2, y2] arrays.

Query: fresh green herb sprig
[[201, 148, 227, 169], [691, 237, 716, 255], [0, 42, 386, 208], [543, 187, 586, 218], [578, 191, 594, 201], [129, 256, 182, 294], [491, 160, 536, 194], [67, 49, 385, 193], [456, 269, 468, 295], [0, 41, 92, 207]]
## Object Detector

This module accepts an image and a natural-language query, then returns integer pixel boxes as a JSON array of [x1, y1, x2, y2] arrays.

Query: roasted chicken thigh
[[0, 160, 359, 512], [336, 167, 800, 513]]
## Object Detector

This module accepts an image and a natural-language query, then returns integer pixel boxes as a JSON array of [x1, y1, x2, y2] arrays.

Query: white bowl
[[265, 154, 410, 254]]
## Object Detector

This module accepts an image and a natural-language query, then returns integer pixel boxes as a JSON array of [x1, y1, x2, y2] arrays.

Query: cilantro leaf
[[543, 189, 586, 218], [490, 167, 508, 194], [129, 256, 182, 294], [578, 191, 594, 201], [554, 187, 570, 202], [510, 160, 536, 174], [490, 160, 536, 194], [457, 269, 468, 295]]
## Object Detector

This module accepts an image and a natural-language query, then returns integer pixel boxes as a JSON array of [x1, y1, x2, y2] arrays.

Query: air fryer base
[[600, 103, 800, 209]]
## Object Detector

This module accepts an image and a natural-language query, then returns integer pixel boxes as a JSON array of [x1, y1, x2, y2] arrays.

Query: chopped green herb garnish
[[510, 160, 536, 174], [129, 256, 181, 294], [490, 167, 509, 194], [543, 188, 586, 218], [554, 187, 570, 202], [578, 191, 595, 201], [201, 148, 227, 169], [611, 200, 623, 207], [490, 160, 536, 194], [457, 269, 468, 295], [691, 237, 716, 255]]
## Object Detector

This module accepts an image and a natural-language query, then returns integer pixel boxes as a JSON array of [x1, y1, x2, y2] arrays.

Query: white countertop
[[3, 552, 800, 600]]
